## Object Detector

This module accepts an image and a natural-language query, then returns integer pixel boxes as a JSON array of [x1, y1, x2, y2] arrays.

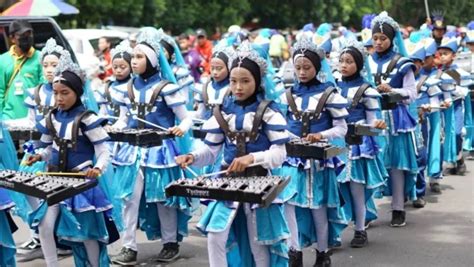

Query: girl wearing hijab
[[110, 28, 194, 265], [176, 42, 290, 267], [278, 35, 348, 267], [367, 11, 418, 227], [25, 58, 117, 267], [336, 40, 387, 248]]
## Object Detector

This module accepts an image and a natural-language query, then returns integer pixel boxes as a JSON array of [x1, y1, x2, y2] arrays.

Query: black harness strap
[[374, 53, 402, 86], [127, 79, 170, 129], [213, 100, 272, 157], [444, 69, 461, 85], [45, 109, 97, 172], [351, 83, 371, 109], [301, 86, 337, 137], [416, 75, 429, 93], [285, 88, 301, 120]]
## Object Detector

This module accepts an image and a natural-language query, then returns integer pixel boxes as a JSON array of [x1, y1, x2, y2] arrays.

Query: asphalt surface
[[14, 159, 474, 267]]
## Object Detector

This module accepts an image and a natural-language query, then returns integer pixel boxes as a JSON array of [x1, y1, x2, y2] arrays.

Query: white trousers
[[284, 204, 300, 251], [38, 205, 100, 267], [26, 196, 40, 239], [207, 204, 270, 267], [390, 168, 406, 211], [121, 168, 178, 251]]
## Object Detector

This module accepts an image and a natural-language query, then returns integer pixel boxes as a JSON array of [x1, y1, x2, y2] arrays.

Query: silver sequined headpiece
[[338, 39, 366, 57], [136, 27, 161, 54], [229, 41, 268, 80], [212, 41, 236, 62], [54, 51, 83, 80], [291, 34, 325, 62], [371, 11, 400, 32], [338, 39, 370, 77], [40, 38, 64, 60], [157, 28, 176, 47], [111, 40, 133, 59]]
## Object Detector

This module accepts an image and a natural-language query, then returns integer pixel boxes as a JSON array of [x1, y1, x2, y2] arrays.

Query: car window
[[0, 27, 7, 53], [67, 38, 83, 54], [90, 37, 124, 53], [0, 21, 69, 54]]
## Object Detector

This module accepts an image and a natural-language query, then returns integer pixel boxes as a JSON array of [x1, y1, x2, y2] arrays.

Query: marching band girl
[[25, 58, 118, 267], [278, 35, 348, 267], [336, 40, 387, 247], [110, 28, 194, 265], [176, 42, 290, 267]]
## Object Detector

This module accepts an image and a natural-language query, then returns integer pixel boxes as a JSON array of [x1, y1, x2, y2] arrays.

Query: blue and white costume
[[193, 44, 235, 119], [0, 189, 16, 267], [3, 39, 69, 221], [405, 34, 443, 197], [99, 80, 129, 126], [193, 45, 235, 174], [415, 67, 443, 194], [157, 28, 196, 109], [191, 43, 290, 267], [276, 36, 349, 254], [367, 12, 418, 211], [97, 41, 133, 125], [112, 29, 194, 255], [0, 118, 19, 266], [194, 78, 231, 119], [28, 59, 117, 267], [336, 56, 387, 232], [463, 28, 474, 156], [438, 34, 473, 172]]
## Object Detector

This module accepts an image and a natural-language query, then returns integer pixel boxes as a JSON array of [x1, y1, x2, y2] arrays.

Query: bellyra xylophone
[[380, 92, 408, 110], [7, 126, 173, 147], [8, 126, 42, 141], [0, 170, 97, 205], [345, 123, 382, 145], [165, 175, 290, 207], [105, 128, 173, 147], [285, 139, 346, 159]]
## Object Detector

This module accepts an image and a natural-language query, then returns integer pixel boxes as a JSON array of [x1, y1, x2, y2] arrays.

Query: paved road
[[15, 160, 474, 267]]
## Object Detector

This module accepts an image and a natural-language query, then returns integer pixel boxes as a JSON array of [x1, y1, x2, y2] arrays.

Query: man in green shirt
[[0, 20, 43, 119]]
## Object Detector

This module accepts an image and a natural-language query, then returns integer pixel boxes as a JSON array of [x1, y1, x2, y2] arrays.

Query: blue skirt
[[349, 156, 387, 189], [277, 162, 348, 248], [271, 167, 298, 203], [0, 127, 19, 171], [427, 112, 442, 177], [341, 154, 387, 223], [443, 105, 457, 166], [138, 166, 195, 242], [385, 131, 418, 172], [383, 131, 418, 200], [196, 201, 289, 267], [98, 164, 124, 231], [463, 94, 474, 151], [0, 209, 16, 267], [279, 163, 341, 208], [29, 202, 117, 267]]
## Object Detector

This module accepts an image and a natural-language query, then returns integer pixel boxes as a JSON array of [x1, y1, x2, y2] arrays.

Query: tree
[[56, 0, 473, 34]]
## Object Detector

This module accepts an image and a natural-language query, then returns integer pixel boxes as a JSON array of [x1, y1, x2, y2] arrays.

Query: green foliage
[[57, 0, 473, 33]]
